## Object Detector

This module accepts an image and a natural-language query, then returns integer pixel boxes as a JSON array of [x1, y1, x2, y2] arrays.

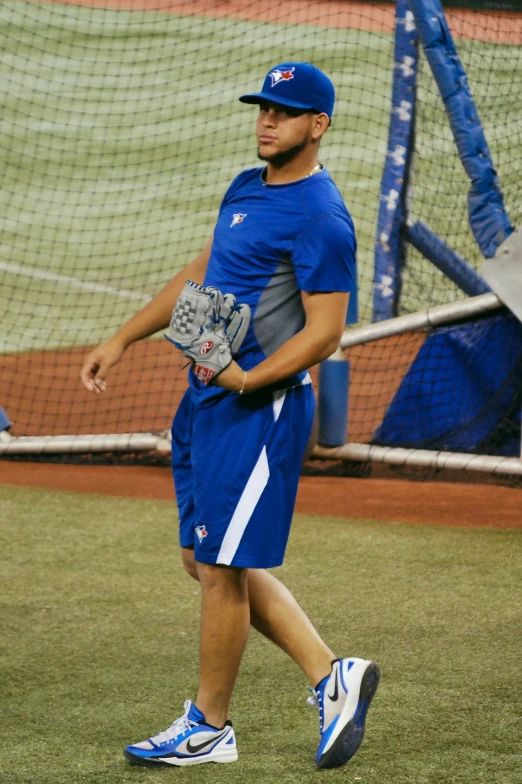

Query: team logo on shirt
[[269, 67, 295, 87], [195, 525, 208, 543], [230, 213, 247, 227]]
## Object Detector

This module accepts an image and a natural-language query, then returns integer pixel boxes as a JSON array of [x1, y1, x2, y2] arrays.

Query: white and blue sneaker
[[309, 657, 380, 769], [123, 700, 238, 767]]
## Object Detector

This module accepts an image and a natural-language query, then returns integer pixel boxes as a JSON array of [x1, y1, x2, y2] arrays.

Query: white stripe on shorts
[[216, 446, 270, 566], [272, 389, 287, 422], [273, 372, 311, 421]]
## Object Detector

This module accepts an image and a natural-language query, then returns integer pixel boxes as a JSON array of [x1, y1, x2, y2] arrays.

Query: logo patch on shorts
[[200, 341, 214, 355], [269, 67, 295, 87], [195, 525, 208, 543]]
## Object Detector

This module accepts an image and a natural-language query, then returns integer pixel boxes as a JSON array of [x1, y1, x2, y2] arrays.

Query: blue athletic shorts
[[171, 378, 315, 569]]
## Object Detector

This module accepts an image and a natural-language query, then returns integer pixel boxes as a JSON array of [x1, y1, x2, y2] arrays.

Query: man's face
[[256, 101, 319, 165]]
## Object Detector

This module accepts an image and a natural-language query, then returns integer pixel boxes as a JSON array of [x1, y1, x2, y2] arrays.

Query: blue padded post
[[373, 0, 418, 322], [0, 407, 11, 432], [407, 221, 491, 296], [318, 351, 350, 447], [409, 0, 513, 257]]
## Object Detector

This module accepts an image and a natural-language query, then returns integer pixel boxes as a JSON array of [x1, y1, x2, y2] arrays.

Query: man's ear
[[311, 112, 331, 141]]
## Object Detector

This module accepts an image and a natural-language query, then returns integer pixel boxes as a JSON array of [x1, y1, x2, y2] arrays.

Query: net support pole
[[341, 292, 501, 349], [0, 407, 11, 433], [318, 347, 350, 447], [408, 0, 514, 257], [406, 220, 491, 296], [373, 0, 418, 321], [312, 443, 522, 476], [0, 433, 167, 455]]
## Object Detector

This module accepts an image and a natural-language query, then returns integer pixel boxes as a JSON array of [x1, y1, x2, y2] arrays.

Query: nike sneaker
[[309, 657, 380, 769], [123, 700, 238, 767]]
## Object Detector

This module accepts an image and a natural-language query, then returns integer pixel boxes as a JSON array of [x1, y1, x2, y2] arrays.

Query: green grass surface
[[0, 1, 393, 352], [1, 2, 522, 354], [1, 483, 521, 783]]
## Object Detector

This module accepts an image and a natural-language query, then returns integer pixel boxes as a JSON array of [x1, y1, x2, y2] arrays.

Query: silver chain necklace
[[262, 163, 322, 182], [307, 163, 323, 177]]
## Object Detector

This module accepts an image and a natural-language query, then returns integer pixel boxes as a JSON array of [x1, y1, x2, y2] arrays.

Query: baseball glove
[[165, 280, 251, 385]]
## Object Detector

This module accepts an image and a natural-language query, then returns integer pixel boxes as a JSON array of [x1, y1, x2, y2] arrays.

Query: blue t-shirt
[[189, 166, 357, 401]]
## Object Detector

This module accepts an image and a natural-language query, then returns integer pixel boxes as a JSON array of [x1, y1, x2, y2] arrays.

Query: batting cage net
[[1, 0, 521, 465], [401, 6, 522, 316]]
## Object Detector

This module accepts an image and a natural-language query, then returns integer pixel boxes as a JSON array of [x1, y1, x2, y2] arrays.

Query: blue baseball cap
[[239, 62, 335, 118]]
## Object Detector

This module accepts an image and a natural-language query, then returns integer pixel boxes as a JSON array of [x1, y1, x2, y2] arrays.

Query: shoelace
[[150, 700, 199, 745], [307, 687, 325, 732], [307, 687, 318, 707]]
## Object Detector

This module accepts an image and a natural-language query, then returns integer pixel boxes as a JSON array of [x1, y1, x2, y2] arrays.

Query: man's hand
[[214, 361, 246, 393], [80, 337, 126, 394], [165, 282, 250, 386], [78, 236, 214, 395]]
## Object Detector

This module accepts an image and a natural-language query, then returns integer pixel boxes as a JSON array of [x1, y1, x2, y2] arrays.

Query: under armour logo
[[393, 100, 412, 122], [388, 145, 406, 166], [397, 56, 415, 78], [382, 188, 400, 211], [230, 213, 247, 227], [398, 10, 416, 33], [374, 274, 394, 299]]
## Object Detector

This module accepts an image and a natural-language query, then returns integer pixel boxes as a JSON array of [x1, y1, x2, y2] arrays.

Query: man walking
[[81, 62, 380, 770]]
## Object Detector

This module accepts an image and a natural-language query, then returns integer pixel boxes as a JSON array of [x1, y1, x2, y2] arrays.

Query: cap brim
[[239, 92, 315, 112]]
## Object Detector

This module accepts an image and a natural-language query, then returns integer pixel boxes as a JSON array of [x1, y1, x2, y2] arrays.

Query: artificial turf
[[3, 1, 520, 354], [1, 484, 521, 783]]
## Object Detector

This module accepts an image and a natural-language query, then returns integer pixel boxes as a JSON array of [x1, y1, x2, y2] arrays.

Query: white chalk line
[[0, 261, 152, 302]]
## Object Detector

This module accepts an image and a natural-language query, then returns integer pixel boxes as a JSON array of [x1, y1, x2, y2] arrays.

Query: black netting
[[371, 311, 522, 456], [0, 0, 396, 439], [1, 1, 520, 467], [402, 5, 522, 313]]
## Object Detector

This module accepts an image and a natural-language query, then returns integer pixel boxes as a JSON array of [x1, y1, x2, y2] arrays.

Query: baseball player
[[80, 61, 380, 770]]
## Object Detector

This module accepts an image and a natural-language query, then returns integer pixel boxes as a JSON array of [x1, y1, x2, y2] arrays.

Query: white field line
[[0, 261, 152, 303]]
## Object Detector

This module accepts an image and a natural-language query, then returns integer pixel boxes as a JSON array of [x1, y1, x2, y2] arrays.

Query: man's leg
[[248, 567, 335, 686], [182, 547, 334, 689], [195, 562, 250, 728]]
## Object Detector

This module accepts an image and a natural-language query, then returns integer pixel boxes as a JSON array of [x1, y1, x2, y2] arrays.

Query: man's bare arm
[[113, 235, 213, 348], [217, 290, 349, 393], [80, 235, 213, 392]]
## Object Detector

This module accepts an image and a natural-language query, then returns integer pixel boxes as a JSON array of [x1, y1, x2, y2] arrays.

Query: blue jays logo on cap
[[239, 61, 335, 119], [268, 67, 295, 87]]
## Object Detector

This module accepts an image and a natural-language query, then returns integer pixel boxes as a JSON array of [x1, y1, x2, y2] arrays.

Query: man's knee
[[181, 546, 199, 580], [196, 561, 248, 595]]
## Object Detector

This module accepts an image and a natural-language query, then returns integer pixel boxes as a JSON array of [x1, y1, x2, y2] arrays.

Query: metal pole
[[341, 293, 501, 349]]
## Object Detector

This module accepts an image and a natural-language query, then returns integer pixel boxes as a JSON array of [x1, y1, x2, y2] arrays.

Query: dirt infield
[[1, 334, 422, 444], [1, 460, 521, 528], [45, 0, 522, 44]]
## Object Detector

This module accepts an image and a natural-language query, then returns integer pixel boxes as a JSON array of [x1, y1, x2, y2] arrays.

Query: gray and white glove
[[165, 280, 251, 385]]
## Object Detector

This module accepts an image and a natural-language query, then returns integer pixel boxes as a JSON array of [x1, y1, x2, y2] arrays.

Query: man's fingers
[[92, 360, 110, 393], [80, 341, 124, 393], [95, 360, 109, 382], [80, 356, 108, 394], [80, 359, 98, 391]]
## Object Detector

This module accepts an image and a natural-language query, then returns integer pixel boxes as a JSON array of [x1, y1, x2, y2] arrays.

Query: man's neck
[[264, 157, 321, 185]]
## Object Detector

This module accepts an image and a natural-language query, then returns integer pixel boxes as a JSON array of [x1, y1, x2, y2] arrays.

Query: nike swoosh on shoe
[[185, 730, 229, 754], [327, 670, 339, 701]]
